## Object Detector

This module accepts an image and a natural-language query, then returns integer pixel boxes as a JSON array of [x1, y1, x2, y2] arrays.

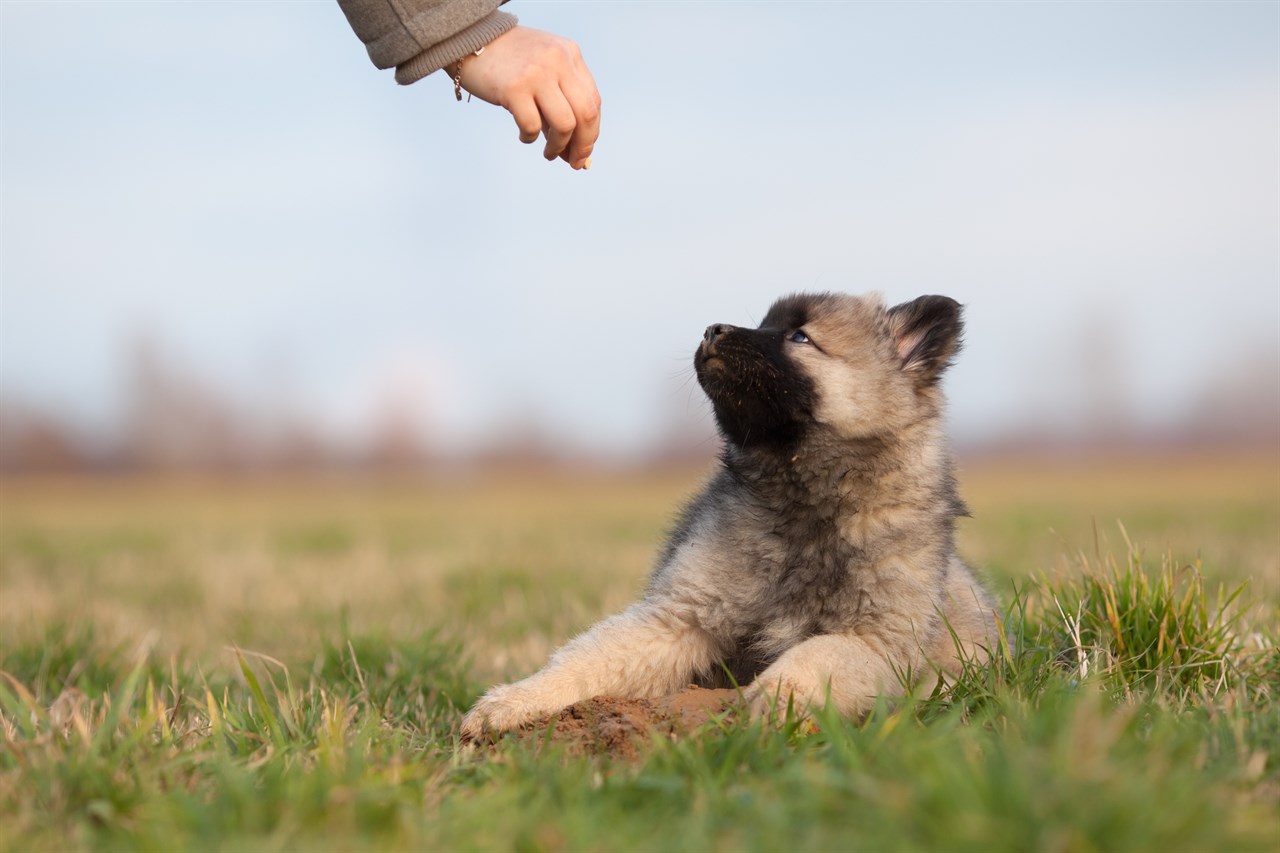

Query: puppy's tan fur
[[461, 293, 995, 736]]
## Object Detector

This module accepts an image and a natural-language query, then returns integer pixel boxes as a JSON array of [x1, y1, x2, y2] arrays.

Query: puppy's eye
[[788, 330, 811, 344]]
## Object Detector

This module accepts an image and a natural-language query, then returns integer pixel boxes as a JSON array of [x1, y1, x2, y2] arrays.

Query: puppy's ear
[[886, 296, 963, 385]]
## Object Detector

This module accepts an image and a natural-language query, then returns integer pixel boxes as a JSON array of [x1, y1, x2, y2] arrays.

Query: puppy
[[461, 293, 996, 737]]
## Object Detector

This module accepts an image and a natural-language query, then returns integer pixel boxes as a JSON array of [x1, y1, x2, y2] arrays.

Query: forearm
[[336, 0, 517, 83]]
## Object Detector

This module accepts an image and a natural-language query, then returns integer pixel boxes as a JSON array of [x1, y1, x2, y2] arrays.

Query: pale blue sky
[[2, 1, 1277, 455]]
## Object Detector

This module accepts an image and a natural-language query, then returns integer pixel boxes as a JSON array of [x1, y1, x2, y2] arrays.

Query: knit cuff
[[395, 10, 517, 85]]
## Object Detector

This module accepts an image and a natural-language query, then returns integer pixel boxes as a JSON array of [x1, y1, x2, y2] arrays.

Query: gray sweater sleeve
[[337, 0, 517, 85]]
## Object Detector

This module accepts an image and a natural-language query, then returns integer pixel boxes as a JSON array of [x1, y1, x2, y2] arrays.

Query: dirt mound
[[517, 687, 743, 759]]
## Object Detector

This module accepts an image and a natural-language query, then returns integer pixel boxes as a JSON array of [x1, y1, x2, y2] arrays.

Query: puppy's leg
[[747, 633, 912, 720], [930, 561, 998, 673], [461, 601, 717, 738]]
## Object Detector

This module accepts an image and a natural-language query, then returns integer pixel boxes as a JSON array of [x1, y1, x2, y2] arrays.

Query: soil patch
[[515, 687, 742, 759]]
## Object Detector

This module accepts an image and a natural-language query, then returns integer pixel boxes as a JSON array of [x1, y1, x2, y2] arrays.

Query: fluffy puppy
[[461, 293, 996, 737]]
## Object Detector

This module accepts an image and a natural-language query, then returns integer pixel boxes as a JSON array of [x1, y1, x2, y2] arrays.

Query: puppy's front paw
[[459, 684, 542, 741], [746, 677, 812, 723]]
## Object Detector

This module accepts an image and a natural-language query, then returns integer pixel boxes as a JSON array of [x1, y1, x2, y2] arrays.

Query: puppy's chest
[[738, 521, 869, 633]]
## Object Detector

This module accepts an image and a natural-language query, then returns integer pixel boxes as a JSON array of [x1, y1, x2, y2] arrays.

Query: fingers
[[534, 87, 576, 162], [529, 80, 599, 169], [559, 74, 601, 169], [471, 27, 601, 169], [507, 84, 591, 166], [507, 95, 542, 145]]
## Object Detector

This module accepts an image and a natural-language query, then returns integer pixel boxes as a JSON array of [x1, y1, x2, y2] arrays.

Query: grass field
[[1, 451, 1278, 851]]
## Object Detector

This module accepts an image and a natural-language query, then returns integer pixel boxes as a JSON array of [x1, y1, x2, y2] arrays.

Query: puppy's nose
[[704, 324, 728, 346]]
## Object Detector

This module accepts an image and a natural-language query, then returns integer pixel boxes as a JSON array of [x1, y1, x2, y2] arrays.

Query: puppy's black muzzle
[[694, 320, 816, 449], [703, 323, 734, 347], [699, 323, 740, 363]]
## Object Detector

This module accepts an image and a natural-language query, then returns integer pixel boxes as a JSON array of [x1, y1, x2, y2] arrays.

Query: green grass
[[1, 457, 1277, 851]]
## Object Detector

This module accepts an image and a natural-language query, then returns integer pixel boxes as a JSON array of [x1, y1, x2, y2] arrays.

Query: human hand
[[453, 26, 601, 170]]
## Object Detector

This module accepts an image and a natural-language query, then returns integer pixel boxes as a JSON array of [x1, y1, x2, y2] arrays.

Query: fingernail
[[582, 157, 592, 170]]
